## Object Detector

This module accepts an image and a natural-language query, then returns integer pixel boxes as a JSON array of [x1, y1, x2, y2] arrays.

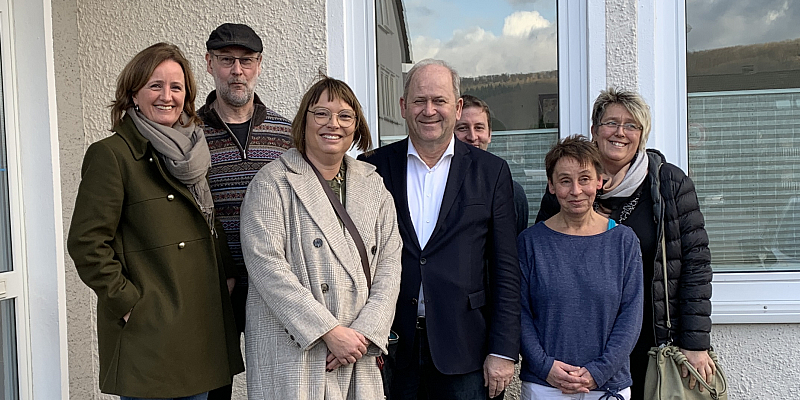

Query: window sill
[[711, 272, 800, 324]]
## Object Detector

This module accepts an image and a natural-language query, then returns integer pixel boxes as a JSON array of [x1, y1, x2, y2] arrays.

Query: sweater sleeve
[[671, 167, 713, 350], [584, 230, 644, 388], [518, 231, 556, 382]]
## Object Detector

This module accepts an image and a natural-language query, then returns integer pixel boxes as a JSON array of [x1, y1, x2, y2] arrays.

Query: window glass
[[687, 0, 800, 272], [375, 0, 558, 226], [0, 45, 9, 273], [0, 299, 17, 399]]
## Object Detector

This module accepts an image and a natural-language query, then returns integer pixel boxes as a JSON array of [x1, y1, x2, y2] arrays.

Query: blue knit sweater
[[517, 221, 643, 391]]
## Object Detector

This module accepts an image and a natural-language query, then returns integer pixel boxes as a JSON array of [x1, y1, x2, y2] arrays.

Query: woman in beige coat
[[240, 76, 402, 399]]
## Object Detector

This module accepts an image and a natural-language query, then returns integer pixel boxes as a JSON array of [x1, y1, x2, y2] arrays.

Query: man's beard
[[218, 80, 253, 107]]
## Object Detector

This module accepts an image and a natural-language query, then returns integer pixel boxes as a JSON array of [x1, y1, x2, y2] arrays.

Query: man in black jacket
[[360, 59, 520, 400]]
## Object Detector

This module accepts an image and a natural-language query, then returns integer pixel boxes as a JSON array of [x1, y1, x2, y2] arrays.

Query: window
[[374, 0, 559, 226], [376, 0, 393, 33], [378, 66, 401, 125], [686, 0, 800, 273]]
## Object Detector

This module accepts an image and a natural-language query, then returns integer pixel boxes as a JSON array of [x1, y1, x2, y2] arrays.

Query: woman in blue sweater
[[518, 136, 643, 400]]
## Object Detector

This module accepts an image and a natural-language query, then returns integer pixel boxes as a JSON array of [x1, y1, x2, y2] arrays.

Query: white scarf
[[598, 150, 649, 199]]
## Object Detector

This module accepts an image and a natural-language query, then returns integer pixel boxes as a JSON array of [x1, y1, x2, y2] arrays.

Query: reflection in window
[[0, 299, 18, 400], [0, 45, 10, 274], [687, 0, 800, 272], [375, 0, 558, 226]]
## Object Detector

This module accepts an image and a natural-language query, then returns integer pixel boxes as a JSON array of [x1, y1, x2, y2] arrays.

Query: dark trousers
[[628, 350, 649, 400], [206, 384, 231, 400], [390, 319, 499, 400]]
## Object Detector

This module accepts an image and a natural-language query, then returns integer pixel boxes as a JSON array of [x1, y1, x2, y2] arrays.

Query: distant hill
[[461, 71, 558, 131], [688, 38, 800, 92]]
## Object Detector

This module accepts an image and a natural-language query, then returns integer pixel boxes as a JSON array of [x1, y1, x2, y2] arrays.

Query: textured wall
[[605, 0, 638, 90], [55, 0, 326, 398], [713, 324, 800, 399]]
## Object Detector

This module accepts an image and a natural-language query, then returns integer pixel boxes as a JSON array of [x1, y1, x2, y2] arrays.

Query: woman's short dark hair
[[110, 42, 200, 128], [545, 135, 604, 182], [291, 75, 372, 154]]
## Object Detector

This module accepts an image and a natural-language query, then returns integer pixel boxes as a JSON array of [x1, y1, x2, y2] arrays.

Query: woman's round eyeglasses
[[307, 108, 356, 128]]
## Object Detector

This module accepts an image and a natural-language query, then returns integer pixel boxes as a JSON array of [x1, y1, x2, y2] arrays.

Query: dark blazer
[[360, 138, 521, 375]]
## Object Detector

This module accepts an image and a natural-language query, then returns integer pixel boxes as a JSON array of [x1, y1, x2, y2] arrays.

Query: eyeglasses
[[307, 108, 357, 128], [210, 52, 261, 69], [598, 121, 643, 133]]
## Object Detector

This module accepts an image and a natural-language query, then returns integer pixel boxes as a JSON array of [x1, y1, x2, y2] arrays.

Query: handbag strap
[[661, 223, 671, 330], [301, 153, 372, 290], [657, 162, 673, 333]]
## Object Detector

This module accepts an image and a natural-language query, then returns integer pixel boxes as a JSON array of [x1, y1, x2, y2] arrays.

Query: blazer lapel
[[283, 151, 362, 285], [429, 139, 470, 244], [388, 139, 421, 250]]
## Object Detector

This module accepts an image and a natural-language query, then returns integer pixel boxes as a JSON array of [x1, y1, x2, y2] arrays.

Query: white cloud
[[766, 0, 788, 23], [502, 11, 551, 37], [410, 12, 557, 77], [687, 0, 799, 51]]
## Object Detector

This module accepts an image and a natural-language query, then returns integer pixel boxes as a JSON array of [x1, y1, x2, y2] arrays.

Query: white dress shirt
[[407, 136, 455, 317]]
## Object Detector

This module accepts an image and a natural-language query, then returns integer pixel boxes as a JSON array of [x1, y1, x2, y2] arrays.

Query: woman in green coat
[[67, 42, 243, 400]]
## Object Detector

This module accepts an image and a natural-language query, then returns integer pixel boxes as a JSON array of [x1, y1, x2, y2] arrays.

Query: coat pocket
[[468, 290, 486, 310]]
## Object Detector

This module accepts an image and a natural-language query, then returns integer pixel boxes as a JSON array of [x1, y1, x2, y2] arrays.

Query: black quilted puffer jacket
[[646, 149, 712, 350], [535, 149, 712, 350]]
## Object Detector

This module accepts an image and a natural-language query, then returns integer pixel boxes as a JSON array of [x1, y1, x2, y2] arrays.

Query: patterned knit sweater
[[199, 92, 293, 282]]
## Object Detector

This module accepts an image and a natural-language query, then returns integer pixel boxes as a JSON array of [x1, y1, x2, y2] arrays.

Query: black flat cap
[[206, 23, 263, 53]]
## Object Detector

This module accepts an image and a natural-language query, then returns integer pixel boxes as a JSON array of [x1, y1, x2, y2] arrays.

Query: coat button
[[420, 257, 427, 265], [290, 335, 295, 341], [371, 246, 377, 255], [313, 238, 323, 248], [411, 298, 418, 305], [285, 328, 289, 333], [296, 342, 301, 348], [321, 283, 329, 293], [178, 242, 185, 249], [167, 194, 175, 201]]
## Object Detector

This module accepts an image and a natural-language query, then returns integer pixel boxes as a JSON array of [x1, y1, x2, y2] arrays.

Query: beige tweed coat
[[241, 149, 402, 400]]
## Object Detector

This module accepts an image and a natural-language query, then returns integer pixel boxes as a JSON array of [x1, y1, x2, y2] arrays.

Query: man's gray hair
[[403, 59, 460, 101]]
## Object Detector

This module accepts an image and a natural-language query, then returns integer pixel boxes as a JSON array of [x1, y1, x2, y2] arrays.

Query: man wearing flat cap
[[199, 23, 293, 400]]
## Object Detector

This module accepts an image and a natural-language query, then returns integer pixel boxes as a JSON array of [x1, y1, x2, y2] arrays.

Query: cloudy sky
[[404, 0, 557, 77], [687, 0, 799, 51], [402, 0, 799, 77]]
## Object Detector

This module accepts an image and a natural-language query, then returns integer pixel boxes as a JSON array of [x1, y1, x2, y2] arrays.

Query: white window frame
[[639, 0, 800, 324], [0, 0, 69, 398]]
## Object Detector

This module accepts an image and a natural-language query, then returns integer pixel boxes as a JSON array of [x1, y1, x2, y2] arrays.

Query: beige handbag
[[643, 226, 728, 400]]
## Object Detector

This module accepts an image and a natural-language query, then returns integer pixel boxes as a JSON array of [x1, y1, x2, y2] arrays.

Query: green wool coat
[[67, 115, 244, 398]]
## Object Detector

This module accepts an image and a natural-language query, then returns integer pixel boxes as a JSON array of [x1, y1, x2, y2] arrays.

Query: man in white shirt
[[360, 59, 520, 400]]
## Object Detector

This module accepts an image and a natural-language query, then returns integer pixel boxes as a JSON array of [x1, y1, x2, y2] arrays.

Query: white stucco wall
[[53, 0, 327, 398], [605, 0, 637, 90], [713, 324, 800, 398]]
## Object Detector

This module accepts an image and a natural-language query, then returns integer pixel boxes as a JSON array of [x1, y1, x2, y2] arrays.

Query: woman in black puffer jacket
[[535, 88, 713, 400]]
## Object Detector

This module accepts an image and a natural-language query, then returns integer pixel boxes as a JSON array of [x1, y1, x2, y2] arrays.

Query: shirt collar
[[407, 135, 455, 168]]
